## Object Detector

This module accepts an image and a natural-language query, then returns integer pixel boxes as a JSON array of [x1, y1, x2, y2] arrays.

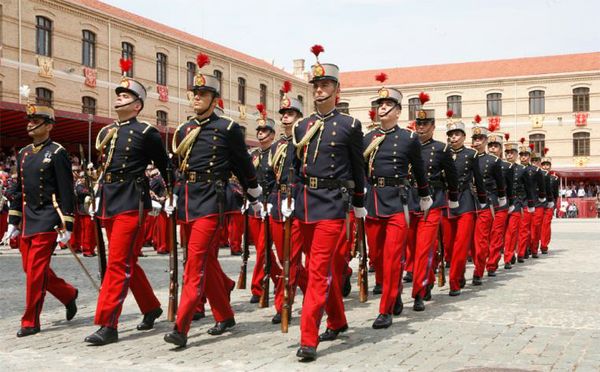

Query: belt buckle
[[188, 171, 196, 183], [105, 173, 112, 183], [280, 184, 287, 193], [377, 177, 385, 188], [309, 177, 318, 189]]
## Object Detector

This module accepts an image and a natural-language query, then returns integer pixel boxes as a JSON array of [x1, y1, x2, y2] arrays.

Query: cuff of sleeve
[[527, 200, 535, 208], [417, 186, 430, 198], [352, 194, 364, 208], [478, 196, 487, 204], [8, 215, 21, 226], [498, 191, 506, 198], [246, 177, 258, 190], [65, 221, 74, 232], [448, 191, 459, 202]]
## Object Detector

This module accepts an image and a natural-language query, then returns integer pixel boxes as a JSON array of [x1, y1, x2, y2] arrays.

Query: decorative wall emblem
[[530, 115, 544, 128], [83, 67, 97, 88], [157, 85, 169, 102], [37, 56, 54, 78], [574, 112, 589, 127]]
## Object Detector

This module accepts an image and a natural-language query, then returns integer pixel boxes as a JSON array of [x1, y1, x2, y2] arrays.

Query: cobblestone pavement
[[1, 219, 599, 371]]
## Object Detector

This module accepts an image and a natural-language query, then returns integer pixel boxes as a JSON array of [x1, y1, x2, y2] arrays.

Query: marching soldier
[[484, 127, 513, 275], [74, 171, 96, 257], [163, 54, 261, 347], [2, 102, 78, 337], [531, 150, 552, 256], [85, 59, 171, 345], [149, 167, 169, 255], [364, 78, 431, 329], [502, 136, 535, 268], [441, 114, 487, 296], [540, 149, 558, 254], [470, 116, 506, 284], [407, 103, 458, 312]]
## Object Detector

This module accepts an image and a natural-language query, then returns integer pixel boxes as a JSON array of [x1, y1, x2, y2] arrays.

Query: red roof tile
[[340, 52, 600, 89], [68, 0, 304, 82]]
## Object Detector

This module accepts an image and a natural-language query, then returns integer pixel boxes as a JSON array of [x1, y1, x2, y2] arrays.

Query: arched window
[[260, 84, 268, 107], [186, 62, 196, 90], [82, 30, 96, 68], [121, 42, 134, 77], [36, 87, 53, 107], [529, 133, 545, 155], [82, 96, 96, 115], [156, 110, 168, 127], [529, 90, 545, 115], [237, 77, 246, 105], [297, 95, 303, 105], [447, 95, 462, 118], [408, 97, 420, 120], [573, 132, 590, 156], [213, 69, 223, 90], [156, 53, 167, 85], [36, 16, 53, 56], [573, 87, 590, 112], [486, 93, 502, 116]]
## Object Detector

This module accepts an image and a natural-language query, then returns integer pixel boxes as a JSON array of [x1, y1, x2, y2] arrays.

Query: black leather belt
[[301, 176, 354, 190], [185, 171, 228, 184], [457, 183, 472, 191], [369, 176, 407, 188], [104, 172, 144, 184], [412, 179, 444, 189]]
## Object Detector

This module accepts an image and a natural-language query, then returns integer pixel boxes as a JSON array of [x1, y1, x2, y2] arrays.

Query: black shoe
[[449, 289, 461, 297], [487, 271, 497, 277], [472, 276, 482, 286], [511, 255, 516, 264], [318, 324, 348, 342], [296, 346, 317, 361], [342, 274, 352, 297], [230, 250, 242, 256], [467, 256, 473, 263], [517, 257, 525, 263], [393, 295, 403, 316], [403, 272, 413, 283], [250, 295, 260, 304], [137, 308, 163, 330], [16, 327, 40, 337], [413, 295, 425, 311], [459, 278, 466, 289], [164, 330, 187, 347], [532, 253, 539, 259], [84, 326, 118, 345], [207, 318, 235, 335], [193, 311, 205, 321], [424, 285, 432, 301], [368, 265, 375, 273], [156, 251, 169, 255], [541, 249, 548, 255], [83, 253, 97, 257], [271, 313, 281, 324], [372, 284, 382, 295], [372, 314, 392, 329], [504, 263, 512, 270], [66, 289, 78, 321]]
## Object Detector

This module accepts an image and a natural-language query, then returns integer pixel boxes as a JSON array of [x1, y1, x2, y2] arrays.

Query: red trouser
[[366, 217, 384, 287], [70, 214, 82, 250], [530, 207, 545, 254], [79, 215, 96, 255], [473, 208, 494, 278], [143, 214, 156, 245], [299, 219, 346, 348], [19, 233, 77, 328], [271, 219, 306, 314], [365, 214, 408, 314], [442, 213, 475, 291], [486, 209, 509, 272], [540, 208, 554, 251], [94, 212, 161, 328], [0, 211, 8, 238], [518, 209, 532, 257], [228, 212, 243, 253], [178, 222, 208, 314], [175, 216, 234, 335], [407, 209, 441, 298], [503, 211, 521, 263], [153, 212, 168, 253], [249, 216, 282, 297]]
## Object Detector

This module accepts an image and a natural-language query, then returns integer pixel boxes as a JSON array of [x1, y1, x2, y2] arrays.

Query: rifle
[[436, 223, 446, 287], [79, 145, 106, 282], [236, 199, 250, 290], [356, 216, 368, 303], [280, 168, 294, 333], [165, 164, 178, 322], [259, 188, 273, 308]]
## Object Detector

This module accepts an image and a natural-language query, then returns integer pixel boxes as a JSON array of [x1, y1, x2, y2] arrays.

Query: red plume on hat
[[446, 110, 454, 118], [196, 53, 210, 69], [407, 121, 416, 131], [375, 73, 388, 83], [418, 92, 430, 106], [310, 44, 324, 61], [474, 114, 482, 124], [519, 137, 526, 144], [529, 143, 535, 150], [488, 121, 500, 132], [119, 58, 132, 75], [504, 133, 510, 141], [256, 103, 266, 119], [281, 80, 292, 94], [369, 109, 376, 121], [218, 98, 224, 109]]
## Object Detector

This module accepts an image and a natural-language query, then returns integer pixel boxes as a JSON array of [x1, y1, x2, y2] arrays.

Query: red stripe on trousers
[[408, 209, 441, 299]]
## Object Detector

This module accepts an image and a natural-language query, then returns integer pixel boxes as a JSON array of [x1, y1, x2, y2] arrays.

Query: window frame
[[237, 77, 246, 105], [529, 133, 546, 155], [156, 52, 167, 86], [156, 110, 168, 127], [81, 30, 96, 68], [447, 95, 462, 118], [529, 90, 545, 115], [408, 97, 420, 121], [186, 62, 196, 90], [82, 96, 97, 115], [486, 93, 502, 117], [121, 42, 135, 77], [35, 87, 53, 107], [36, 16, 53, 57], [573, 87, 590, 112], [573, 132, 590, 157]]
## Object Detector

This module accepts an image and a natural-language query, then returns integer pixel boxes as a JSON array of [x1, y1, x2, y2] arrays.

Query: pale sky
[[101, 0, 599, 72]]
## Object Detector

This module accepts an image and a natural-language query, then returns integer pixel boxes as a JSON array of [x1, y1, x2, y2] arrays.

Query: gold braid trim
[[293, 119, 324, 159], [363, 134, 385, 160], [177, 127, 201, 172], [271, 142, 288, 181], [103, 128, 119, 172], [95, 127, 117, 151]]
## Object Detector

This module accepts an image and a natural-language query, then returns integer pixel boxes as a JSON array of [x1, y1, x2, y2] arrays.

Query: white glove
[[508, 205, 515, 214], [247, 185, 263, 199], [538, 197, 546, 203], [88, 197, 99, 217], [240, 200, 249, 214], [480, 203, 487, 209], [261, 203, 273, 219], [149, 200, 162, 216], [528, 206, 535, 213], [547, 202, 555, 209], [448, 200, 459, 209], [251, 200, 263, 215], [164, 195, 178, 217], [56, 230, 71, 245], [353, 206, 367, 219], [419, 196, 433, 212], [87, 163, 94, 170], [498, 197, 507, 208], [1, 224, 20, 244], [281, 198, 295, 218]]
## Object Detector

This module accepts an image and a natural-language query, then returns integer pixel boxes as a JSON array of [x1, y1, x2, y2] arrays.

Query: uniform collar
[[31, 137, 52, 153], [377, 125, 397, 135], [281, 134, 292, 141], [315, 108, 337, 121], [451, 146, 465, 153], [421, 138, 434, 146], [115, 117, 135, 126]]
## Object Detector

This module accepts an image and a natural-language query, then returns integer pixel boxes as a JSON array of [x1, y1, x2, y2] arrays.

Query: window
[[260, 84, 268, 107], [336, 102, 349, 114], [82, 96, 96, 115], [213, 69, 222, 89], [573, 132, 590, 156], [36, 16, 52, 56], [408, 97, 420, 120], [279, 89, 284, 100], [573, 87, 589, 112], [297, 95, 303, 105], [156, 110, 168, 127], [447, 95, 462, 118], [121, 42, 134, 77], [529, 90, 545, 115], [81, 30, 96, 68], [156, 53, 167, 86], [237, 77, 246, 105], [36, 87, 53, 107], [529, 133, 545, 155], [186, 62, 196, 90], [486, 93, 502, 116]]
